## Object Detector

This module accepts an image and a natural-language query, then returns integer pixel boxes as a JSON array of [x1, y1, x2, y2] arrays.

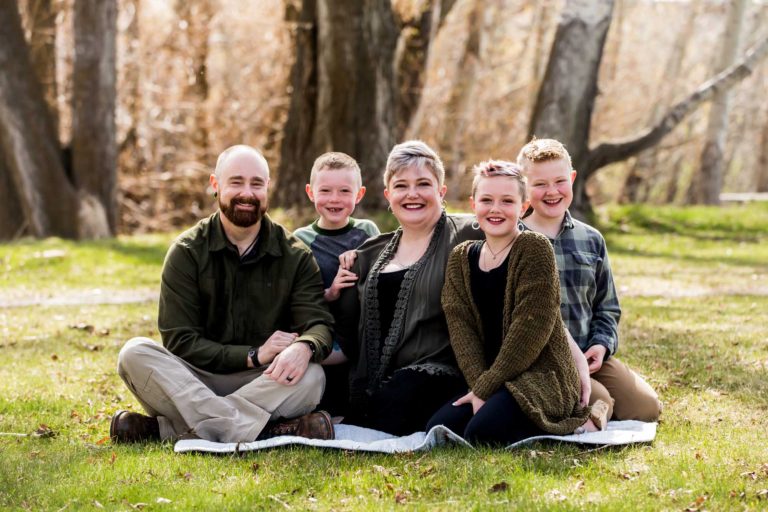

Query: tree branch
[[584, 34, 768, 174]]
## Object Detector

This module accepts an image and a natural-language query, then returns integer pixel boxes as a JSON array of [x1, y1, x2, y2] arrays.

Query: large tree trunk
[[0, 0, 59, 240], [688, 0, 749, 205], [439, 0, 481, 199], [23, 0, 59, 135], [274, 0, 318, 209], [528, 0, 614, 219], [276, 0, 399, 210], [0, 2, 80, 238], [0, 159, 27, 240], [395, 0, 457, 136], [71, 0, 117, 235]]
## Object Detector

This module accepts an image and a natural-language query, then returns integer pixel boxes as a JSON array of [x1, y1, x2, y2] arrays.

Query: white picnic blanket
[[174, 420, 656, 454]]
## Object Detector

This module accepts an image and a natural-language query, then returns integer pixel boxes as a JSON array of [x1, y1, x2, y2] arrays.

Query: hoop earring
[[387, 204, 393, 213], [441, 199, 447, 209], [471, 220, 480, 230], [213, 191, 218, 198]]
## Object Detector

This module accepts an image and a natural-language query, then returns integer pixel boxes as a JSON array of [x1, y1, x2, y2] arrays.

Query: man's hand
[[249, 331, 297, 367], [338, 250, 357, 270], [567, 334, 591, 407], [584, 344, 608, 374], [324, 267, 358, 302], [263, 342, 312, 385], [453, 391, 486, 415]]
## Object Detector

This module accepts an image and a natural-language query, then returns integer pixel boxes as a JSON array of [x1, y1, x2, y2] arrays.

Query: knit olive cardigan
[[441, 231, 590, 435]]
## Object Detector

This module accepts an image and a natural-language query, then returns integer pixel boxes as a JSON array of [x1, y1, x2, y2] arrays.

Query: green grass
[[1, 205, 768, 510]]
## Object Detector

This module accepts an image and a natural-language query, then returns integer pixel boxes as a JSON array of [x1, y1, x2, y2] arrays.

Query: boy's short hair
[[471, 160, 527, 202], [310, 152, 362, 188], [384, 140, 445, 187], [516, 138, 573, 172]]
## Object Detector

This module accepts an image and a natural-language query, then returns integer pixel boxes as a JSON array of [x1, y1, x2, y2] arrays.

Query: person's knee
[[628, 393, 662, 422], [117, 337, 160, 375], [463, 417, 499, 446], [295, 363, 325, 404]]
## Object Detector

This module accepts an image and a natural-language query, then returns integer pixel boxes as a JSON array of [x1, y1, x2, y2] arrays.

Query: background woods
[[1, 0, 767, 239]]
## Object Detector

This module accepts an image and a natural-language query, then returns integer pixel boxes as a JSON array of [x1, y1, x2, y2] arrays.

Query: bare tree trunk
[[0, 1, 79, 238], [688, 0, 749, 205], [620, 2, 699, 203], [23, 0, 59, 135], [530, 0, 556, 84], [394, 0, 458, 136], [757, 118, 768, 192], [274, 0, 318, 209], [176, 0, 213, 161], [528, 0, 615, 219], [118, 0, 145, 173], [439, 0, 481, 198], [72, 0, 117, 235], [276, 0, 399, 210], [0, 160, 27, 239]]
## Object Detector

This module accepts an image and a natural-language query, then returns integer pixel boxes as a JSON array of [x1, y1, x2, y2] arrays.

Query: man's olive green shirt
[[158, 212, 333, 373]]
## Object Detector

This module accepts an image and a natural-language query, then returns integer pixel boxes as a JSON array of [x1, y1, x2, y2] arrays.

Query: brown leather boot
[[257, 410, 334, 440], [110, 410, 160, 443]]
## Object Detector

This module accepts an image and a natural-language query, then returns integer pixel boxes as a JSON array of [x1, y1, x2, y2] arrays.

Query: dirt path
[[1, 280, 767, 309], [0, 289, 158, 308]]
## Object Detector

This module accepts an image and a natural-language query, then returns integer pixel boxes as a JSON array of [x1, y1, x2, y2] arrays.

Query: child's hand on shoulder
[[338, 250, 357, 270], [324, 266, 358, 302]]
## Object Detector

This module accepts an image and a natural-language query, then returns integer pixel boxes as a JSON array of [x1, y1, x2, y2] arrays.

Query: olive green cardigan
[[441, 232, 590, 435]]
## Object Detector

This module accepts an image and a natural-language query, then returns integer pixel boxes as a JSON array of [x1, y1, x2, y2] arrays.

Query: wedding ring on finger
[[286, 376, 294, 382]]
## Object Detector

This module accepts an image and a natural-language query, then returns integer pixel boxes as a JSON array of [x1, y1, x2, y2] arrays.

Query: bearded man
[[110, 145, 335, 443]]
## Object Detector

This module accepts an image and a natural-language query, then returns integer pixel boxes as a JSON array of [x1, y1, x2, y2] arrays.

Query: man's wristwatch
[[247, 346, 259, 366]]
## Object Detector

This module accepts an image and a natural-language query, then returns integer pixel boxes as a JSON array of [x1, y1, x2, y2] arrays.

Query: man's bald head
[[214, 145, 270, 181]]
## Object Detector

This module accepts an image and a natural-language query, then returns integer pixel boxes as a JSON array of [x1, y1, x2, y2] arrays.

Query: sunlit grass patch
[[2, 207, 768, 510]]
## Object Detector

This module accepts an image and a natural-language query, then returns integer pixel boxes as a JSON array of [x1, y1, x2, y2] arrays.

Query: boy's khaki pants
[[588, 357, 662, 422], [117, 337, 325, 443]]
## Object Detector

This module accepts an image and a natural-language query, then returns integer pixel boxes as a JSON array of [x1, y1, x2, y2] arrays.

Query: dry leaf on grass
[[489, 481, 508, 493], [70, 323, 95, 333], [33, 424, 56, 438]]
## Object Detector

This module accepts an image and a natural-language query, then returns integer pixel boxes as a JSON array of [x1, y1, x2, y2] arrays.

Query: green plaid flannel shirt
[[521, 211, 620, 357]]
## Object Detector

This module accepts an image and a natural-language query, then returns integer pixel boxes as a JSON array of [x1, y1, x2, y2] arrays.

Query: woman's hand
[[453, 391, 486, 414]]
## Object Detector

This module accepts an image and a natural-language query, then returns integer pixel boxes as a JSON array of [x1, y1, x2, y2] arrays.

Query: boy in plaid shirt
[[517, 139, 661, 422]]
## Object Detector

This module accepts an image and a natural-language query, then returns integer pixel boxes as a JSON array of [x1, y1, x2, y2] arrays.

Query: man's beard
[[220, 195, 266, 227]]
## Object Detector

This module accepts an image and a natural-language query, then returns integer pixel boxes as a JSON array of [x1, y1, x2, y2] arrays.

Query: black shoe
[[110, 410, 160, 443], [257, 410, 334, 441]]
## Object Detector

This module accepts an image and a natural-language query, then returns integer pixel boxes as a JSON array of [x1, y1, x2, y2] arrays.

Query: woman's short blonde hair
[[471, 160, 527, 201], [384, 140, 445, 187]]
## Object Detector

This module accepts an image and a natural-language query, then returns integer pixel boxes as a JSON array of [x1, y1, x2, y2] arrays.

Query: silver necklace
[[484, 237, 515, 260]]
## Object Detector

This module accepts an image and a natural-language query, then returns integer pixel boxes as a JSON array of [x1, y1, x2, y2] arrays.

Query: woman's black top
[[468, 241, 510, 367], [376, 268, 408, 344]]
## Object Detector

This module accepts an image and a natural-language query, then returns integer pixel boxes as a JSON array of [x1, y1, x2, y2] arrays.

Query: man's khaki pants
[[117, 337, 325, 443], [588, 357, 662, 421]]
